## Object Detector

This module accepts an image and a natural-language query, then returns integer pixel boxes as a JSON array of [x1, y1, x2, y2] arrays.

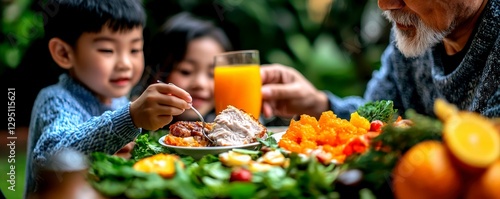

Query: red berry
[[370, 120, 384, 132], [229, 168, 252, 182]]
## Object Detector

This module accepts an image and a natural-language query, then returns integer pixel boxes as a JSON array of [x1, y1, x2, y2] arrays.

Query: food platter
[[158, 132, 285, 160], [158, 126, 287, 160], [91, 100, 500, 199]]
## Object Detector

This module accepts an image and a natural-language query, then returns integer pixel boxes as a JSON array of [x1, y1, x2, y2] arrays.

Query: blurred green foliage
[[0, 0, 45, 74], [0, 1, 391, 196], [142, 0, 390, 97], [1, 0, 390, 97]]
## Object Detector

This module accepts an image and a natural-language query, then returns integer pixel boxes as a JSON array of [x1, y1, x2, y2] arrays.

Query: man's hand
[[130, 83, 192, 130], [260, 64, 329, 119]]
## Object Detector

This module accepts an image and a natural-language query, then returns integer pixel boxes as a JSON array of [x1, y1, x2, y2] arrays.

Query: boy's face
[[70, 26, 144, 104]]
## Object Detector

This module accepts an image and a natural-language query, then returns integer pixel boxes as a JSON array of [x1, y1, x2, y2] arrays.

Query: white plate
[[158, 135, 266, 160], [266, 126, 289, 133], [270, 131, 285, 142]]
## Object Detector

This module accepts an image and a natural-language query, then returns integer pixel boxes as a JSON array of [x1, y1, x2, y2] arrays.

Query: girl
[[133, 12, 232, 123]]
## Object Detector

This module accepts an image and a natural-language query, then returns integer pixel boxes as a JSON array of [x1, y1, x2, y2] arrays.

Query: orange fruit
[[434, 98, 458, 122], [465, 160, 500, 199], [392, 141, 462, 199], [132, 154, 182, 178], [443, 112, 500, 169]]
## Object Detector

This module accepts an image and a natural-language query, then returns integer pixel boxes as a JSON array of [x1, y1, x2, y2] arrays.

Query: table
[[26, 126, 293, 199], [27, 169, 105, 199]]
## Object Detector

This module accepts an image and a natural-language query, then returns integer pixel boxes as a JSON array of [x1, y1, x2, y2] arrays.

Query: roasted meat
[[209, 105, 266, 146], [165, 106, 266, 147], [168, 121, 214, 146], [169, 121, 213, 137]]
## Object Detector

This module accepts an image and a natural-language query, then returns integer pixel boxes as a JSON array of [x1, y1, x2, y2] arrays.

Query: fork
[[187, 103, 215, 145], [156, 80, 215, 145]]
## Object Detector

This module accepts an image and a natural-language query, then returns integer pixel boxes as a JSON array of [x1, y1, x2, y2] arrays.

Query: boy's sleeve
[[33, 96, 141, 166]]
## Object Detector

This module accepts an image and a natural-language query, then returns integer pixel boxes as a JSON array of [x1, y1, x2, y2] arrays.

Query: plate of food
[[159, 105, 268, 160]]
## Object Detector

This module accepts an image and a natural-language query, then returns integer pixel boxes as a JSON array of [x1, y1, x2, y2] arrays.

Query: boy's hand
[[130, 83, 192, 130]]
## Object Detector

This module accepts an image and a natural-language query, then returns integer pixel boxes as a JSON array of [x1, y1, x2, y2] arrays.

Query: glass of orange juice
[[214, 50, 261, 119]]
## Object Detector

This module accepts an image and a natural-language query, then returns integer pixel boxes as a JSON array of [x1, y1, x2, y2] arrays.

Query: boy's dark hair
[[44, 0, 146, 46], [146, 12, 233, 81]]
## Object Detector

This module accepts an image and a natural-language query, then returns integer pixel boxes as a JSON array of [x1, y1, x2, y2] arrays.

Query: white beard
[[382, 11, 452, 58]]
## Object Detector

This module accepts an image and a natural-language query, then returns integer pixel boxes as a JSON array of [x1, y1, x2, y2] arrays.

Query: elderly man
[[260, 0, 499, 119]]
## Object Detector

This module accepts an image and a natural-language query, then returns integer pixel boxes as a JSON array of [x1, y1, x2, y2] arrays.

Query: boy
[[25, 0, 192, 196]]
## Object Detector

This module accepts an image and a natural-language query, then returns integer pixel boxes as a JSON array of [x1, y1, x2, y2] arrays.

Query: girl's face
[[166, 37, 224, 120]]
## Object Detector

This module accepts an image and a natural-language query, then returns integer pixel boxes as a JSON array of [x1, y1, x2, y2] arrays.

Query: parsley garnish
[[357, 100, 398, 123]]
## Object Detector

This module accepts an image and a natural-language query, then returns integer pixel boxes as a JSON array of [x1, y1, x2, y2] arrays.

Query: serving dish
[[158, 134, 270, 160]]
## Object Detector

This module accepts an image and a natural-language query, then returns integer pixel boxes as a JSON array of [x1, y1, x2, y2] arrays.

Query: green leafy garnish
[[356, 100, 398, 123], [89, 152, 198, 199], [345, 109, 443, 191], [131, 132, 170, 161], [197, 154, 219, 166], [374, 109, 442, 152], [257, 133, 289, 155], [232, 148, 261, 155], [257, 136, 278, 149]]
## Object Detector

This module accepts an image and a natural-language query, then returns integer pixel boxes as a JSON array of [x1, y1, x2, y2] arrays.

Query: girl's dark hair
[[145, 12, 232, 82], [44, 0, 146, 46]]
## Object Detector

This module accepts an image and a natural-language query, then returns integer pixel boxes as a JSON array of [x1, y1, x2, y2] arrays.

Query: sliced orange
[[443, 112, 500, 169], [434, 98, 458, 122], [132, 153, 182, 178]]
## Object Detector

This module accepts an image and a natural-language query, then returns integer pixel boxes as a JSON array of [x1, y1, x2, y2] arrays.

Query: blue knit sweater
[[25, 73, 141, 195], [327, 0, 500, 119]]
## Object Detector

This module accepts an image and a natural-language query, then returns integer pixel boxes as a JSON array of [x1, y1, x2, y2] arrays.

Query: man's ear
[[48, 38, 74, 69]]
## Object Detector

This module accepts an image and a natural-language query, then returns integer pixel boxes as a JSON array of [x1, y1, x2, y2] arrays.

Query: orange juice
[[214, 64, 261, 119]]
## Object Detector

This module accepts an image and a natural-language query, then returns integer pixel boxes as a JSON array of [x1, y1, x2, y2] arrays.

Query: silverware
[[188, 103, 215, 145], [157, 80, 215, 145]]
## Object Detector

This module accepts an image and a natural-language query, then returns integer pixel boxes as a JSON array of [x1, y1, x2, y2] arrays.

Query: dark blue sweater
[[25, 74, 140, 195], [327, 0, 500, 119]]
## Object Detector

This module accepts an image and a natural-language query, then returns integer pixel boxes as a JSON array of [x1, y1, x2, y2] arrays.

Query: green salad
[[88, 100, 442, 199]]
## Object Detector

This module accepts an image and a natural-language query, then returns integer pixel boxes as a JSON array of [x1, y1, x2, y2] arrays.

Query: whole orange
[[465, 160, 500, 199], [392, 141, 462, 199]]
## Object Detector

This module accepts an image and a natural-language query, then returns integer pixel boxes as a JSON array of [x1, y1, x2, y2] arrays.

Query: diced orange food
[[164, 134, 204, 147], [278, 111, 372, 163], [350, 112, 371, 131], [343, 134, 371, 156]]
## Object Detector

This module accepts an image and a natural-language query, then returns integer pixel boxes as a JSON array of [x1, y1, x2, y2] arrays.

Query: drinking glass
[[214, 50, 261, 119]]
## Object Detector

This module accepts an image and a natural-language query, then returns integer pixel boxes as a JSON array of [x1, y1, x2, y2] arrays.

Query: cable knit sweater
[[327, 0, 500, 119], [25, 73, 141, 195]]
